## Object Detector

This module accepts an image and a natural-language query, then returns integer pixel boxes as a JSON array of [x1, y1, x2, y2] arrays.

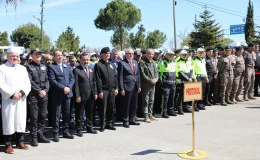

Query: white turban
[[7, 47, 21, 55]]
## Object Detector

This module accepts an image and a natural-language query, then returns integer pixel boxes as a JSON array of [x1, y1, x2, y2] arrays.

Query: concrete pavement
[[1, 99, 260, 160]]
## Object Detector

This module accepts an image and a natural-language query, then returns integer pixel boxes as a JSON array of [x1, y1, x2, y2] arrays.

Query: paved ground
[[0, 98, 260, 160]]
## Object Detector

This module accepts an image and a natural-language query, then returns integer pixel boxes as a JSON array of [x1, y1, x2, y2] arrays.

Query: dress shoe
[[87, 128, 98, 134], [183, 108, 192, 113], [5, 145, 14, 154], [198, 106, 206, 110], [178, 110, 184, 115], [105, 125, 116, 130], [168, 112, 177, 116], [195, 107, 199, 112], [53, 134, 60, 142], [149, 116, 158, 121], [162, 114, 169, 118], [38, 134, 51, 143], [129, 121, 140, 125], [16, 142, 29, 150], [31, 137, 38, 147], [144, 118, 151, 123], [77, 131, 83, 137], [99, 127, 105, 132], [63, 132, 74, 139], [123, 123, 130, 128], [205, 103, 212, 106]]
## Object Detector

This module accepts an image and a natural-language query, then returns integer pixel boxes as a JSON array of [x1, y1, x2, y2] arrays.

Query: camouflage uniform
[[230, 54, 245, 102], [243, 50, 256, 100], [217, 54, 233, 105], [211, 56, 219, 104]]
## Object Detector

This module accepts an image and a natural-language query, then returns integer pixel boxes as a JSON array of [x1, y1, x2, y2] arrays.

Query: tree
[[1, 0, 22, 10], [178, 27, 191, 47], [0, 31, 9, 46], [245, 0, 255, 43], [110, 28, 130, 49], [223, 38, 234, 45], [55, 26, 80, 54], [255, 26, 260, 44], [10, 23, 51, 52], [146, 30, 167, 49], [189, 8, 223, 48], [129, 24, 146, 49], [94, 0, 141, 50]]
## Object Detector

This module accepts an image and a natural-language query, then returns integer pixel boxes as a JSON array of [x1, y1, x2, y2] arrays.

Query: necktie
[[60, 64, 63, 73], [86, 67, 89, 78], [130, 60, 134, 72]]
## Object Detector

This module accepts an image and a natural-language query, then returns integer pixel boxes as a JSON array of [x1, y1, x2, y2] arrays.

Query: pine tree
[[245, 0, 255, 43], [189, 8, 223, 48]]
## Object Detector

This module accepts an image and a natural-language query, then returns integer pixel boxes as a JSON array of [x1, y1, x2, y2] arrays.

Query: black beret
[[236, 46, 243, 51], [141, 50, 146, 54], [206, 47, 213, 52], [174, 49, 182, 54], [213, 48, 218, 53], [248, 42, 255, 47], [100, 47, 110, 53], [218, 45, 225, 50]]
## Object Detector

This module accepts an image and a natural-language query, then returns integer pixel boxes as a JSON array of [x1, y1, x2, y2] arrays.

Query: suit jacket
[[118, 59, 140, 92], [73, 65, 97, 102], [47, 62, 75, 100], [255, 52, 260, 71]]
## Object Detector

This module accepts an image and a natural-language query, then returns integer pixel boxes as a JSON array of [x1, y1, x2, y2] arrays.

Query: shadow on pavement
[[246, 107, 260, 109], [131, 149, 161, 155]]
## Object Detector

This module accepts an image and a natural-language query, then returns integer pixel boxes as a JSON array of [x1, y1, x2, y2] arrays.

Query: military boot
[[31, 136, 38, 147], [229, 95, 237, 104], [38, 132, 51, 143], [244, 95, 249, 101], [225, 98, 233, 104], [178, 107, 184, 115], [235, 95, 244, 102], [221, 98, 227, 106], [248, 94, 256, 100]]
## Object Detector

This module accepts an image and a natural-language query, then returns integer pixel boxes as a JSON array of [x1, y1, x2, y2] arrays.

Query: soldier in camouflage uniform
[[243, 43, 256, 101], [230, 46, 245, 103], [217, 46, 234, 106]]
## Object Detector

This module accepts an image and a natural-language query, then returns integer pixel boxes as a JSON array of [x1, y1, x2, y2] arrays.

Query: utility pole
[[195, 14, 197, 32], [40, 0, 44, 47], [173, 0, 177, 50]]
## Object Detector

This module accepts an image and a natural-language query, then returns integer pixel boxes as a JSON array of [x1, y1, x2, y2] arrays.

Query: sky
[[0, 0, 260, 50]]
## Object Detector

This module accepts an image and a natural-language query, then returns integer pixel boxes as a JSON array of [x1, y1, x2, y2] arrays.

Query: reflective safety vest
[[158, 59, 176, 84], [192, 57, 208, 79], [176, 58, 191, 84]]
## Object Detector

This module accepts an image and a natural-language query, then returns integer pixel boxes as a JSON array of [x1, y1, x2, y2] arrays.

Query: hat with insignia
[[180, 50, 188, 55], [225, 46, 232, 50], [197, 48, 205, 52], [165, 49, 175, 55], [236, 46, 243, 51], [182, 46, 190, 50], [100, 47, 110, 54], [30, 48, 42, 55], [206, 47, 214, 52], [154, 49, 161, 54]]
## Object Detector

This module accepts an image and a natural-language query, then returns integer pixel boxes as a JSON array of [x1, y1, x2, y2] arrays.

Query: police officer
[[158, 49, 176, 118], [230, 46, 245, 103], [153, 49, 162, 114], [175, 50, 193, 114], [205, 47, 214, 106], [192, 48, 208, 110], [243, 43, 256, 100], [26, 48, 51, 147], [217, 46, 233, 106]]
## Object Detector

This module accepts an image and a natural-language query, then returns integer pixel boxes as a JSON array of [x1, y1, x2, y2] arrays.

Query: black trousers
[[75, 96, 94, 131], [3, 133, 24, 146], [51, 98, 71, 134], [121, 86, 138, 123], [176, 83, 188, 110], [161, 83, 176, 114], [70, 97, 75, 122], [47, 93, 52, 127], [254, 73, 260, 96], [0, 107, 2, 142], [28, 99, 48, 137], [98, 90, 115, 127], [115, 94, 123, 121], [153, 82, 162, 114], [196, 76, 206, 107], [205, 74, 213, 104]]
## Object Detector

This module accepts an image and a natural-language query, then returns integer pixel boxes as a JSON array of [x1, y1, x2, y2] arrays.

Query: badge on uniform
[[63, 64, 67, 68], [110, 64, 113, 69], [41, 66, 46, 70]]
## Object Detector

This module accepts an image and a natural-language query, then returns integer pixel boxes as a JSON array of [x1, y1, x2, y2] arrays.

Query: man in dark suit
[[118, 49, 141, 128], [94, 47, 118, 132], [73, 52, 98, 137], [47, 50, 75, 142]]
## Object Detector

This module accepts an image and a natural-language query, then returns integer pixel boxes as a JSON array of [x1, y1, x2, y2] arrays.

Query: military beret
[[225, 46, 231, 50], [206, 47, 213, 52], [30, 48, 42, 55], [174, 49, 182, 54], [236, 46, 243, 51], [213, 48, 218, 53], [248, 42, 255, 47], [217, 45, 225, 50], [100, 47, 110, 53]]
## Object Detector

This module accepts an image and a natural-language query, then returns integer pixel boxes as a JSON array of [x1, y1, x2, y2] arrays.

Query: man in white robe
[[0, 47, 31, 154]]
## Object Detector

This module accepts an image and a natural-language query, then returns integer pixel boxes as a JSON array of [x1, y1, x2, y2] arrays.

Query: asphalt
[[0, 98, 260, 160]]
